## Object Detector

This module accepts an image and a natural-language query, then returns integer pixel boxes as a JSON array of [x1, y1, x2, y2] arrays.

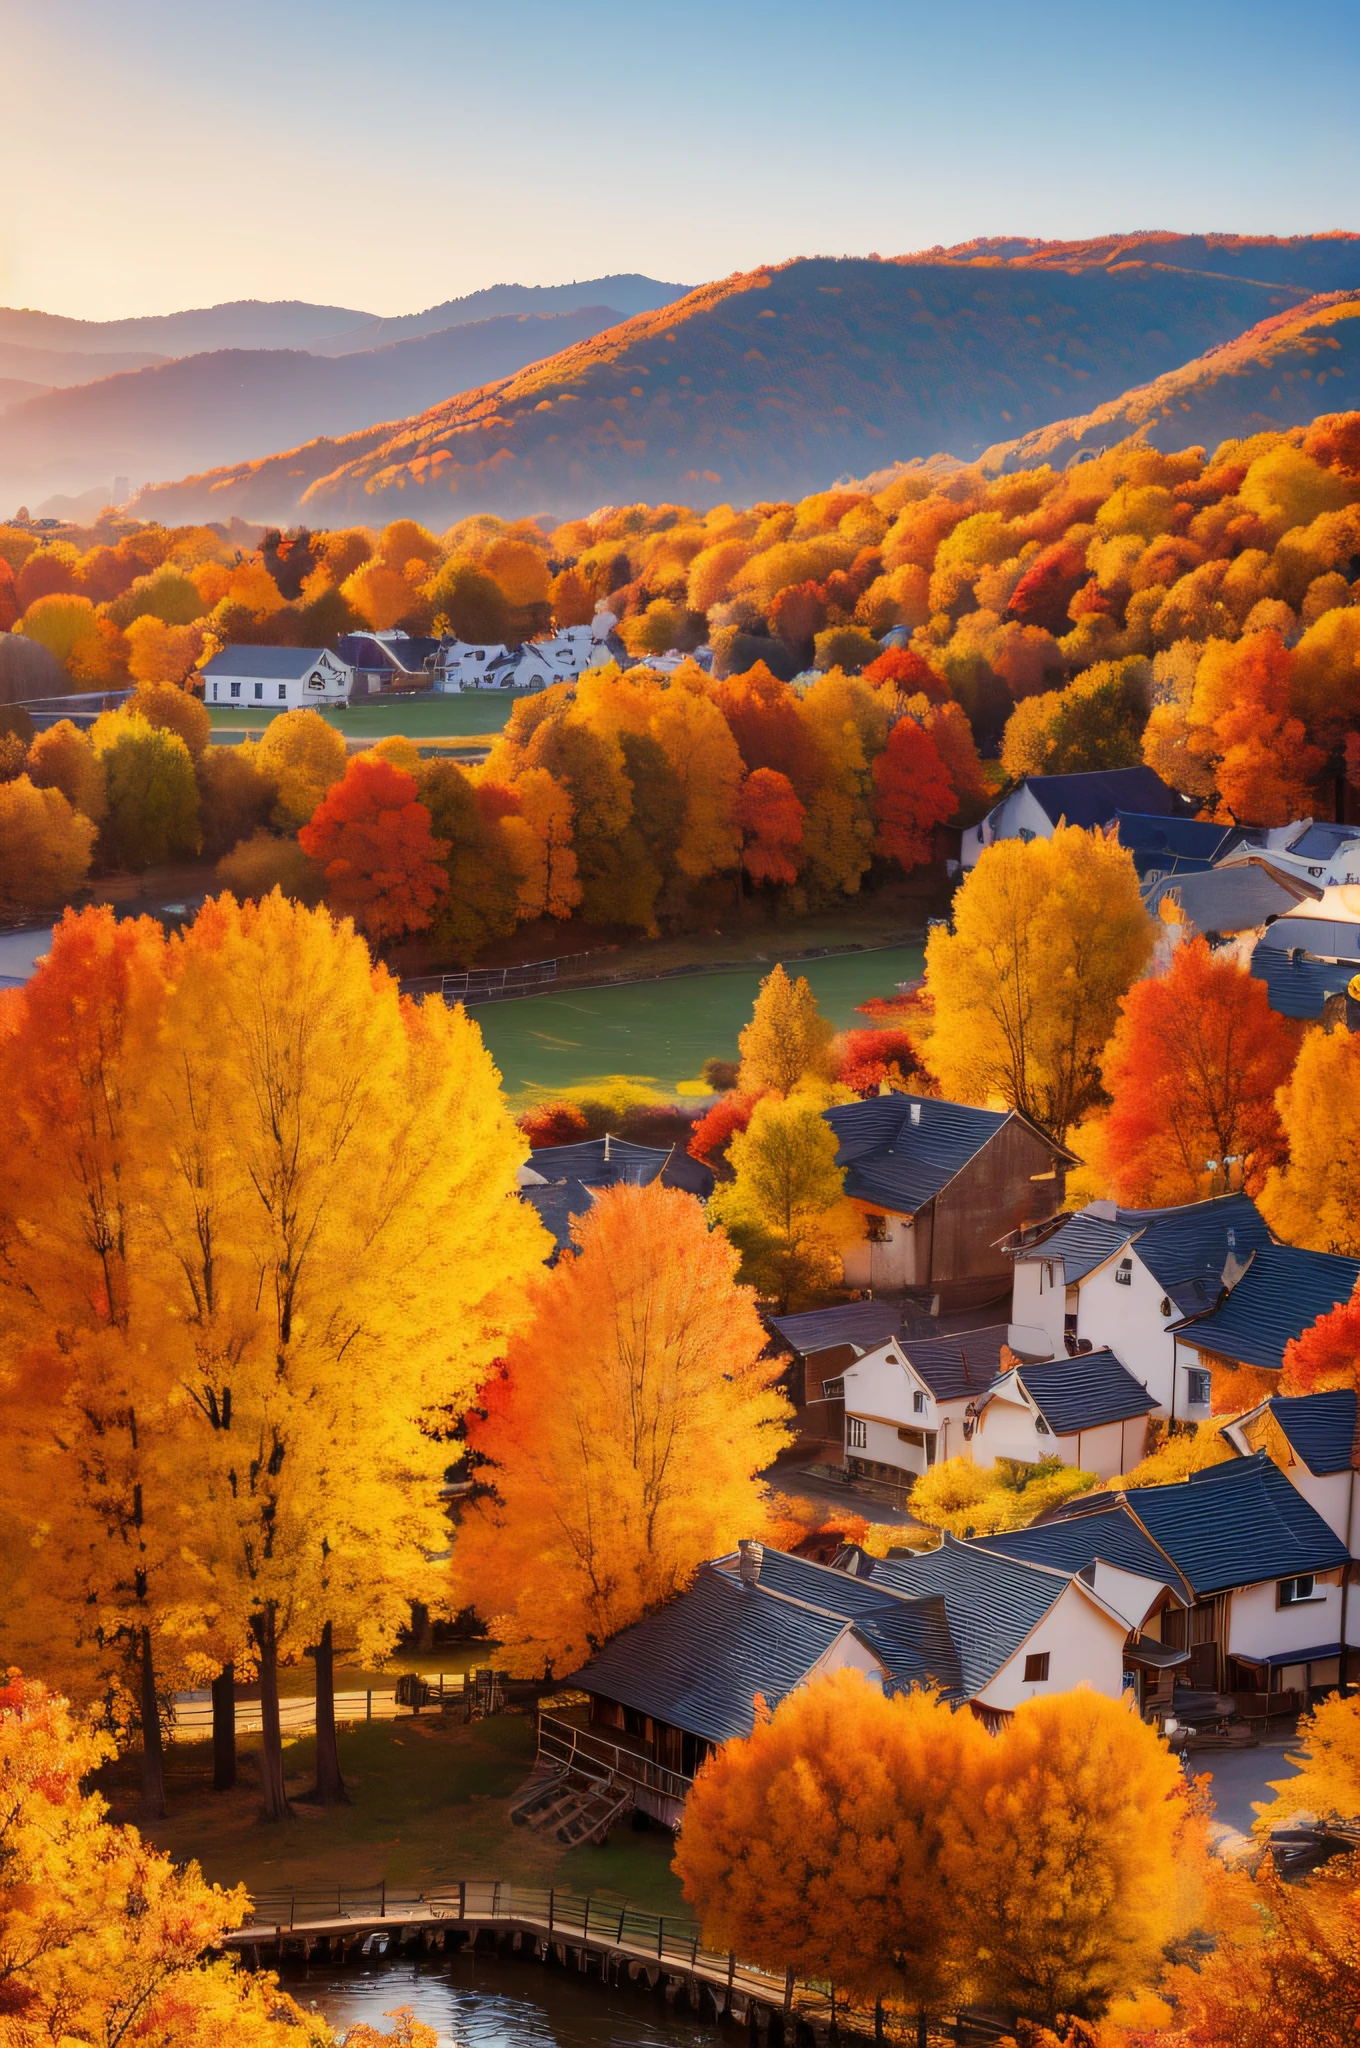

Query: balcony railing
[[537, 1710, 693, 1804]]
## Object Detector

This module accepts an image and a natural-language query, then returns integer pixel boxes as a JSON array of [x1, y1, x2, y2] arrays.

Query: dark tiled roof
[[338, 633, 442, 675], [1020, 1195, 1271, 1296], [899, 1325, 1010, 1402], [1018, 1211, 1131, 1284], [991, 1349, 1157, 1435], [976, 1501, 1192, 1603], [716, 1549, 963, 1696], [868, 1536, 1067, 1696], [520, 1178, 594, 1257], [1094, 1452, 1351, 1596], [1146, 865, 1313, 935], [1023, 766, 1186, 830], [1173, 1244, 1360, 1373], [527, 1135, 715, 1199], [1256, 914, 1360, 960], [768, 1300, 904, 1357], [1250, 940, 1358, 1019], [1116, 812, 1247, 873], [1267, 1391, 1358, 1476], [823, 1095, 1012, 1214], [1288, 823, 1360, 859], [200, 644, 338, 679]]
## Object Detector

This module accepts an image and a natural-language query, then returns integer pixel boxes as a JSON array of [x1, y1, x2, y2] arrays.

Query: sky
[[6, 0, 1359, 322]]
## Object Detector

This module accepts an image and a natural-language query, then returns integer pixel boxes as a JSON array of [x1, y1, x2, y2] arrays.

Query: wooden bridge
[[228, 1881, 1007, 2044]]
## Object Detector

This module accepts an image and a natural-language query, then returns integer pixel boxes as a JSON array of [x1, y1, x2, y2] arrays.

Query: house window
[[1186, 1367, 1212, 1407], [212, 682, 219, 701], [913, 1390, 927, 1415], [308, 674, 325, 690], [897, 1426, 925, 1447], [278, 685, 287, 701], [822, 1377, 844, 1399], [230, 681, 241, 699], [865, 1214, 888, 1243], [254, 682, 263, 700], [1023, 1652, 1050, 1683], [847, 1417, 867, 1450], [1278, 1575, 1322, 1607], [1116, 1258, 1133, 1286], [910, 1101, 921, 1125], [1035, 1415, 1051, 1435]]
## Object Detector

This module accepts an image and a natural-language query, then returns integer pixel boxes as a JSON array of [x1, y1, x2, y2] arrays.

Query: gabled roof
[[1016, 1194, 1272, 1309], [337, 632, 441, 675], [1249, 942, 1357, 1020], [1171, 1243, 1360, 1373], [975, 1499, 1192, 1603], [1020, 766, 1187, 830], [1116, 811, 1248, 873], [1081, 1452, 1351, 1596], [824, 1094, 1040, 1214], [1265, 1390, 1358, 1476], [986, 1349, 1157, 1436], [897, 1325, 1011, 1403], [768, 1300, 905, 1358], [867, 1535, 1070, 1697], [567, 1553, 961, 1743], [200, 644, 342, 678], [526, 1135, 714, 1199], [1287, 822, 1360, 860], [1146, 863, 1319, 936], [520, 1177, 594, 1258]]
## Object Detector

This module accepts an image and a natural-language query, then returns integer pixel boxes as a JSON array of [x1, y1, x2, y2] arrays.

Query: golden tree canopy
[[738, 962, 836, 1096]]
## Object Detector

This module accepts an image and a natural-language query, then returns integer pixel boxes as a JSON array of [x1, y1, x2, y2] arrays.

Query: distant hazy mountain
[[0, 339, 169, 388], [129, 235, 1360, 527], [304, 276, 690, 355], [0, 306, 635, 506], [977, 290, 1360, 472]]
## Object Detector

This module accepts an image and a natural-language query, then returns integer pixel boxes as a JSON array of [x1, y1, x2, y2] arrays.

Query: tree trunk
[[252, 1606, 290, 1821], [139, 1625, 167, 1820], [874, 2000, 885, 2043], [916, 2013, 928, 2048], [305, 1620, 350, 1806], [211, 1664, 236, 1792]]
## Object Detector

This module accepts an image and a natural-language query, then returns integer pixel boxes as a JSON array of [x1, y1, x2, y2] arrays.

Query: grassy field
[[114, 1715, 688, 1915], [207, 693, 533, 742]]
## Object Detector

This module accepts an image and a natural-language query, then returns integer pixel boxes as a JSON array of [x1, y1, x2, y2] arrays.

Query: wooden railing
[[536, 1711, 693, 1805]]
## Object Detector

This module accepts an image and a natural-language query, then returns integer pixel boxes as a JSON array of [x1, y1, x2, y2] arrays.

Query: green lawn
[[114, 1714, 688, 1917], [207, 693, 535, 742]]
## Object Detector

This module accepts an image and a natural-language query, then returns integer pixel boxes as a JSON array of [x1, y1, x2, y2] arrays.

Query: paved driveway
[[1193, 1735, 1303, 1830]]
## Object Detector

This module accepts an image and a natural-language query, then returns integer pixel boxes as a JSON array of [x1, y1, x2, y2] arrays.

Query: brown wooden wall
[[928, 1118, 1067, 1288]]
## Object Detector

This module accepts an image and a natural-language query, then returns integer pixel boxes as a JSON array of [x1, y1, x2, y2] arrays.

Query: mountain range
[[125, 234, 1360, 527]]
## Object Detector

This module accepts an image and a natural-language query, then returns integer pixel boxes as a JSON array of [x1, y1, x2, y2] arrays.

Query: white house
[[960, 765, 1190, 869], [839, 1325, 1024, 1489], [1007, 1193, 1274, 1420], [1168, 1242, 1360, 1413], [969, 1348, 1158, 1482], [1224, 1390, 1358, 1546], [1219, 820, 1360, 890], [435, 610, 621, 693], [201, 644, 353, 710]]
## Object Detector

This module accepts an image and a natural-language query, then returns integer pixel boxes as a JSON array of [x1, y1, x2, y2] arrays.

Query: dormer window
[[1226, 1228, 1236, 1248], [1115, 1258, 1133, 1287], [1035, 1415, 1051, 1435], [910, 1102, 921, 1126]]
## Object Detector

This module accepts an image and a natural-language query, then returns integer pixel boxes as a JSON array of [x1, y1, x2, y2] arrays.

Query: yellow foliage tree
[[925, 825, 1153, 1138], [255, 707, 348, 830], [451, 1181, 791, 1673], [0, 776, 96, 912], [1260, 1025, 1360, 1256], [125, 614, 206, 688], [738, 962, 836, 1096], [1253, 1691, 1360, 1834], [709, 1095, 848, 1310], [909, 1453, 1094, 1535]]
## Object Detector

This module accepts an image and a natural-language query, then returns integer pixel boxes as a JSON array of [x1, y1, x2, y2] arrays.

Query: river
[[295, 1951, 722, 2048], [474, 944, 924, 1099]]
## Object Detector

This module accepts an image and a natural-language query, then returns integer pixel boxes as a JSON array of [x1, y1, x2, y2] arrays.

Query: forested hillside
[[131, 240, 1360, 526]]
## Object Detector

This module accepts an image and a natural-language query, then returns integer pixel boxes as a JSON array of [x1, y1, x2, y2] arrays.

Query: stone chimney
[[737, 1539, 764, 1588]]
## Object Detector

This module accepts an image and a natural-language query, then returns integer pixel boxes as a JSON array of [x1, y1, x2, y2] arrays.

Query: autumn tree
[[1254, 1690, 1360, 1834], [127, 679, 212, 757], [871, 715, 954, 871], [0, 776, 97, 912], [255, 707, 348, 830], [216, 829, 325, 905], [926, 826, 1153, 1139], [299, 754, 449, 943], [709, 1095, 847, 1309], [26, 717, 107, 822], [195, 743, 277, 855], [687, 1090, 759, 1168], [1097, 938, 1295, 1204], [0, 1673, 331, 2047], [736, 768, 805, 888], [1260, 1026, 1360, 1255], [676, 1671, 992, 2040], [738, 963, 836, 1096], [1001, 659, 1149, 779], [91, 712, 201, 871], [835, 1027, 923, 1096], [1279, 1284, 1360, 1400], [450, 1181, 791, 1673]]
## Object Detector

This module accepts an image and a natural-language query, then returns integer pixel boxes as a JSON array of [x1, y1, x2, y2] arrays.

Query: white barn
[[201, 644, 353, 710]]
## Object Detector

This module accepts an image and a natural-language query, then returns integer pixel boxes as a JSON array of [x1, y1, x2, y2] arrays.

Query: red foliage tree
[[736, 768, 805, 886], [836, 1028, 923, 1096], [298, 754, 449, 943], [709, 663, 824, 799], [517, 1101, 590, 1147], [1005, 539, 1090, 633], [1099, 938, 1295, 1205], [862, 646, 949, 706], [688, 1091, 759, 1166], [0, 557, 17, 633], [870, 716, 955, 870], [768, 581, 827, 654], [1281, 1283, 1360, 1396]]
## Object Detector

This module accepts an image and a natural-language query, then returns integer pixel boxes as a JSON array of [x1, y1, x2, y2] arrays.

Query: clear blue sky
[[7, 0, 1358, 321]]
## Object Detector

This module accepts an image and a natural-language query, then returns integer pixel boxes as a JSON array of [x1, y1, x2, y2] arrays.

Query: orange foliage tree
[[870, 716, 955, 871], [736, 768, 805, 887], [1281, 1282, 1360, 1395], [300, 754, 449, 942], [1097, 938, 1295, 1204], [450, 1181, 792, 1673]]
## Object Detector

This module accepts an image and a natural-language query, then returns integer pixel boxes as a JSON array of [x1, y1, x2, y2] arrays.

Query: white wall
[[1071, 1255, 1173, 1413], [1227, 1569, 1358, 1662], [973, 1398, 1141, 1481], [807, 1630, 889, 1686], [840, 1209, 918, 1290], [961, 785, 1057, 869], [1088, 1561, 1176, 1631], [1010, 1258, 1071, 1356], [1279, 1468, 1357, 1544], [207, 655, 352, 710], [976, 1583, 1130, 1711]]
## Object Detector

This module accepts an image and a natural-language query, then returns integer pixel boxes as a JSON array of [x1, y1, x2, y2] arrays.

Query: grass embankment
[[110, 1715, 688, 1917], [206, 693, 531, 742]]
